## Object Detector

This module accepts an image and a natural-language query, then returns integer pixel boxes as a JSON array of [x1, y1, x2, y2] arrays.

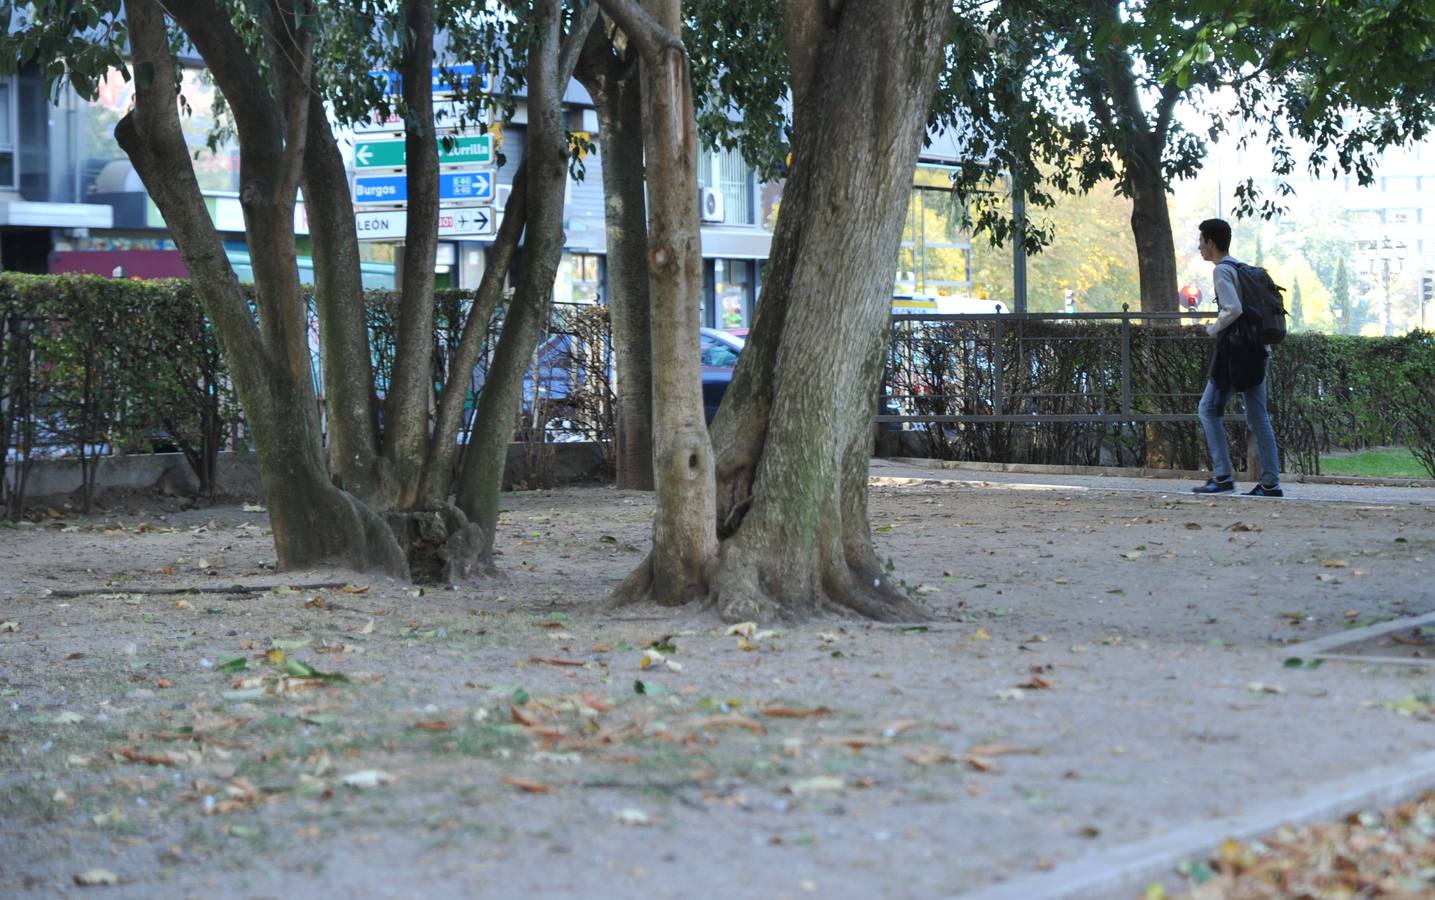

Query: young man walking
[[1193, 218, 1284, 497]]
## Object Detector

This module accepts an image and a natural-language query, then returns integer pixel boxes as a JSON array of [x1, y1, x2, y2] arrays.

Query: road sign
[[354, 139, 406, 170], [354, 135, 494, 171], [353, 99, 486, 136], [354, 204, 496, 241], [439, 170, 494, 202], [353, 170, 494, 206], [370, 63, 491, 97]]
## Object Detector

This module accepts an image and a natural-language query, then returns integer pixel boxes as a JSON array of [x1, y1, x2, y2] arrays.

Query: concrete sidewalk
[[872, 457, 1435, 506]]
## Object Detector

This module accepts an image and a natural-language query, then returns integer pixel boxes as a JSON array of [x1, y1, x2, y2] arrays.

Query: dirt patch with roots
[[3, 477, 1435, 898]]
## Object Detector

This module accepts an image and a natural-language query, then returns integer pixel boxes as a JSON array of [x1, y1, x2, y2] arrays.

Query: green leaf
[[511, 687, 530, 705], [215, 656, 247, 673]]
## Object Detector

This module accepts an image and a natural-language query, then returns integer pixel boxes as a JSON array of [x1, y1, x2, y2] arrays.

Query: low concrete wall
[[6, 440, 611, 503]]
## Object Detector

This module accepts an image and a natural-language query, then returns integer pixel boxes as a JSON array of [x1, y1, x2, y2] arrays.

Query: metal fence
[[879, 308, 1245, 469]]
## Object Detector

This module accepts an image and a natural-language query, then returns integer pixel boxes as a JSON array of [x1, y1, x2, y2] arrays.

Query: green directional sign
[[354, 134, 494, 171], [438, 134, 494, 166]]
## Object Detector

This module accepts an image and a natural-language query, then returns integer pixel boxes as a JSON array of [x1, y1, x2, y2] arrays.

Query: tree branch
[[594, 0, 683, 60], [265, 0, 315, 205]]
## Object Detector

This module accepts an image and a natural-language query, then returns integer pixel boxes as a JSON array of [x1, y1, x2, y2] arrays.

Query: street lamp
[[1365, 237, 1407, 335]]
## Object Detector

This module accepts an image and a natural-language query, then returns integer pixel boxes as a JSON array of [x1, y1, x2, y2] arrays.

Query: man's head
[[1198, 218, 1231, 261]]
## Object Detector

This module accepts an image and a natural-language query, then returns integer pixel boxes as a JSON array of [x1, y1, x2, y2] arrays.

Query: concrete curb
[[962, 749, 1435, 900], [877, 456, 1435, 489]]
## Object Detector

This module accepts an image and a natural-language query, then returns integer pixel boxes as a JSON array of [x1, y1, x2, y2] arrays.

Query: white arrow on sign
[[355, 145, 373, 167], [354, 204, 497, 241]]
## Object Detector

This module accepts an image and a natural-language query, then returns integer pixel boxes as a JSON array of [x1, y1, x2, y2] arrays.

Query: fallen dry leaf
[[725, 622, 758, 637], [966, 755, 998, 773], [1321, 559, 1349, 569], [341, 584, 370, 594], [689, 714, 765, 734], [1019, 675, 1053, 690], [0, 621, 18, 633], [500, 775, 553, 794], [341, 769, 394, 788], [73, 868, 120, 886], [528, 656, 587, 668], [412, 720, 452, 732], [967, 743, 1042, 757], [787, 775, 845, 795], [613, 807, 651, 826], [760, 706, 832, 719], [903, 745, 955, 766]]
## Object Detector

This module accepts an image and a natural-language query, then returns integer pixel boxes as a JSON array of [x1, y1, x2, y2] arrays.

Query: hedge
[[3, 274, 1431, 520]]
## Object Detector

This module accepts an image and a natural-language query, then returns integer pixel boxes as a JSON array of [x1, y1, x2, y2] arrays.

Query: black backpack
[[1219, 260, 1288, 346]]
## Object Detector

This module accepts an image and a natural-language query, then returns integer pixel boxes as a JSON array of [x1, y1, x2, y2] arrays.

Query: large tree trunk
[[706, 0, 949, 622], [577, 25, 655, 491], [1125, 144, 1178, 313], [598, 0, 717, 607], [302, 92, 383, 498], [383, 0, 441, 506], [454, 0, 570, 556], [119, 0, 407, 577]]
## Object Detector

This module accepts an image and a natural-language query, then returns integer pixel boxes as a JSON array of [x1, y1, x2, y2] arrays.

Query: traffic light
[[1180, 283, 1202, 310], [1422, 273, 1433, 304]]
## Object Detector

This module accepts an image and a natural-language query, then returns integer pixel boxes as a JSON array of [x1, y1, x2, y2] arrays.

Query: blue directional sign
[[354, 170, 494, 206], [370, 63, 492, 96], [353, 175, 407, 205], [439, 170, 494, 202]]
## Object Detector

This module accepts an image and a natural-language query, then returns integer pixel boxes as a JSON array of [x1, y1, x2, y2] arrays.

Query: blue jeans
[[1198, 362, 1281, 487]]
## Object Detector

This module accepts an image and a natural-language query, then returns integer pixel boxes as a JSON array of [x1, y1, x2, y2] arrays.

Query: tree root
[[383, 503, 494, 585]]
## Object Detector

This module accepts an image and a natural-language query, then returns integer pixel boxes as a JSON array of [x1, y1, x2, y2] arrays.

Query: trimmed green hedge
[[4, 274, 1431, 521]]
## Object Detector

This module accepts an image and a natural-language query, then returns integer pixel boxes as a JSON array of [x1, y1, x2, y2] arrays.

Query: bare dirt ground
[[3, 469, 1435, 899]]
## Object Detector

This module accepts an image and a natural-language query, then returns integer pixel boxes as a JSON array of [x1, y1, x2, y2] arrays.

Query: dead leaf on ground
[[903, 745, 955, 766], [1321, 559, 1349, 569], [760, 706, 832, 719], [528, 656, 587, 667], [341, 769, 394, 788], [73, 868, 120, 886], [967, 743, 1042, 757], [1, 621, 19, 633], [413, 720, 452, 732], [787, 775, 845, 795], [1019, 675, 1053, 690], [500, 775, 553, 794], [341, 584, 369, 594], [689, 713, 765, 734], [966, 755, 999, 773]]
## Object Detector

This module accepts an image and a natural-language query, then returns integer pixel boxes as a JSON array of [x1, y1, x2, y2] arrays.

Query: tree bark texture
[[302, 92, 383, 498], [120, 0, 407, 577], [597, 0, 718, 607], [577, 24, 655, 491], [383, 0, 442, 506], [706, 0, 950, 622], [454, 0, 570, 557]]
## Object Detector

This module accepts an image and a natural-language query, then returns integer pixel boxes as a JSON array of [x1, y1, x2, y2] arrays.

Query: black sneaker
[[1192, 478, 1235, 494], [1246, 484, 1284, 497]]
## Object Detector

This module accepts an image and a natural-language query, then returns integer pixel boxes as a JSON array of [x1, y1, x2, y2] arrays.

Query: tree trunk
[[597, 0, 717, 607], [119, 0, 407, 577], [302, 91, 382, 498], [1127, 150, 1178, 313], [454, 0, 570, 557], [383, 0, 441, 507], [417, 172, 526, 507], [706, 0, 949, 622], [577, 27, 655, 491], [418, 2, 596, 509]]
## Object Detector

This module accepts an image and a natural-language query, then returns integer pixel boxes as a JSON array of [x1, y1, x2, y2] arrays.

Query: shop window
[[0, 78, 15, 189], [556, 252, 603, 304], [715, 258, 752, 331]]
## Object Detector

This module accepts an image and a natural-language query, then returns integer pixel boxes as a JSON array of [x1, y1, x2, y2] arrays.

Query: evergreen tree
[[1288, 276, 1304, 331]]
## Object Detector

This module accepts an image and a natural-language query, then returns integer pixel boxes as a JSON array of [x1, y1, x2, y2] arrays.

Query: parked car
[[522, 327, 746, 428]]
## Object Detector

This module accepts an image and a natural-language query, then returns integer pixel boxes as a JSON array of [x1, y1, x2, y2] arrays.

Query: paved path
[[871, 457, 1435, 506]]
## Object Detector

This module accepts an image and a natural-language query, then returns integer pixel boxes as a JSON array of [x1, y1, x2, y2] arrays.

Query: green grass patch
[[1320, 447, 1430, 479]]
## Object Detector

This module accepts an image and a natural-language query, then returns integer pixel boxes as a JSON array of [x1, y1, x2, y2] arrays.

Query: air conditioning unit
[[699, 187, 724, 223]]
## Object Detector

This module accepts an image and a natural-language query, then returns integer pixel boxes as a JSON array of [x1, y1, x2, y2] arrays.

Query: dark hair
[[1199, 218, 1232, 254]]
